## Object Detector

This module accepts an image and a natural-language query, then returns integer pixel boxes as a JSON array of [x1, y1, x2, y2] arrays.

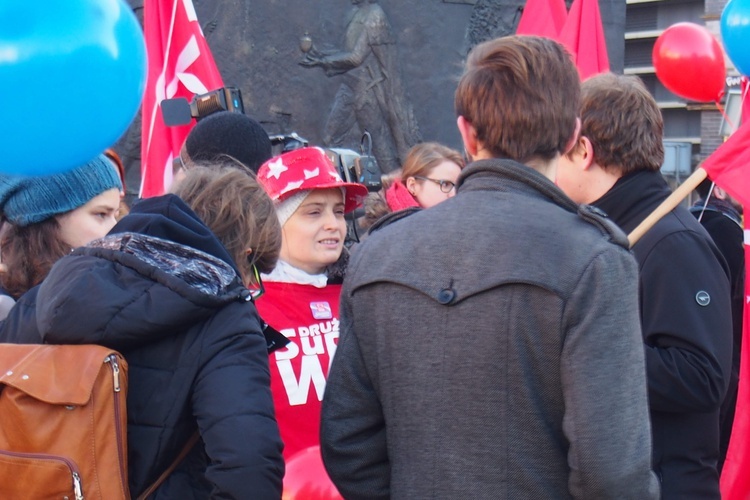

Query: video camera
[[269, 131, 382, 194], [326, 132, 382, 193], [161, 87, 244, 126]]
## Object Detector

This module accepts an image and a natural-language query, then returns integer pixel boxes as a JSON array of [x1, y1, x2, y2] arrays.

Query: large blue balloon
[[0, 0, 146, 176], [722, 0, 750, 76]]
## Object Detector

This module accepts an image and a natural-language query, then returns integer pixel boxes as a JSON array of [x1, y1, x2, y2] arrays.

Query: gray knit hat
[[0, 154, 122, 227]]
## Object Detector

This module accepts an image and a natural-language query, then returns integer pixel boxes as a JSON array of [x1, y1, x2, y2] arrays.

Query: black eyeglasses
[[247, 264, 265, 300], [172, 154, 186, 177], [414, 175, 456, 193]]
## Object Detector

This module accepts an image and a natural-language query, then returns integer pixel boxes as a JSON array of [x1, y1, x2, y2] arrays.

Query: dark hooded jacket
[[595, 171, 732, 499], [1, 195, 284, 499]]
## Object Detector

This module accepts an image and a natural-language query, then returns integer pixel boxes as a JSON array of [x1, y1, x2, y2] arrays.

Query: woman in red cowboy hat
[[255, 147, 367, 484]]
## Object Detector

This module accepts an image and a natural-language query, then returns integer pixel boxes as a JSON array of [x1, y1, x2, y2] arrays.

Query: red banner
[[558, 0, 609, 81], [720, 221, 750, 498], [516, 0, 567, 39], [140, 0, 224, 198], [719, 80, 750, 499], [701, 119, 750, 209]]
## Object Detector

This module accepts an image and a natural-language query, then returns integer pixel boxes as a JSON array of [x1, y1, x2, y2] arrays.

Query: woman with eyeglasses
[[5, 162, 286, 498], [362, 142, 464, 230], [254, 147, 367, 493]]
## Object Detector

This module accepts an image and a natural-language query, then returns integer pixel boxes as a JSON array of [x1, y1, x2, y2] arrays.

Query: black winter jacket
[[1, 196, 284, 499], [595, 171, 733, 499]]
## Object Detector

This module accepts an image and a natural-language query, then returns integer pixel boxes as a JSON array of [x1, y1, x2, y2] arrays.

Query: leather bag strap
[[136, 432, 200, 500]]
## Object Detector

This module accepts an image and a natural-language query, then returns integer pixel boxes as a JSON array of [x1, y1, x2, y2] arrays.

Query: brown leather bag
[[0, 344, 130, 500]]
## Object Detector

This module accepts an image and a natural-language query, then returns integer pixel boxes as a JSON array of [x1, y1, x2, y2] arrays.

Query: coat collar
[[459, 158, 580, 214], [593, 170, 669, 234]]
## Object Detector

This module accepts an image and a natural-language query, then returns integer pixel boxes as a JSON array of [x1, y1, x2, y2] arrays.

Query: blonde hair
[[172, 162, 282, 284]]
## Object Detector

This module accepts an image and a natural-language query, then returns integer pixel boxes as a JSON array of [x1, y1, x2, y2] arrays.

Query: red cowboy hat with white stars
[[258, 147, 368, 213]]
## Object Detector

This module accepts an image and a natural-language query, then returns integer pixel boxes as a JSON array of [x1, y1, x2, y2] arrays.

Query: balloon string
[[715, 100, 737, 133]]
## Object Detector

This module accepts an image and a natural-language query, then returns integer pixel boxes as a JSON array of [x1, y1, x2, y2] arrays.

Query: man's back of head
[[454, 36, 580, 164], [580, 73, 664, 174]]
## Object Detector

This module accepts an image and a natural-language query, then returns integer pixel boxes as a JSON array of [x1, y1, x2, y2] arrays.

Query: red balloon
[[282, 446, 343, 500], [653, 22, 726, 102]]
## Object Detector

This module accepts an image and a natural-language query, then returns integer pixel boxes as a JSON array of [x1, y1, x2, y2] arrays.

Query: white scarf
[[261, 259, 328, 288]]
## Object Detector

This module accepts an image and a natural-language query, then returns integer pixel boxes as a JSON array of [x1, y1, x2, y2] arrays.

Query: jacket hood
[[35, 197, 253, 351], [112, 194, 241, 277]]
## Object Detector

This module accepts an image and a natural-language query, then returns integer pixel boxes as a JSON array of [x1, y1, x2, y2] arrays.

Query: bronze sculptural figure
[[300, 0, 421, 172]]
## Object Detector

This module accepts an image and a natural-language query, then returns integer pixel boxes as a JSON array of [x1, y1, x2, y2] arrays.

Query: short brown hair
[[172, 163, 282, 284], [579, 73, 664, 174], [400, 142, 464, 179], [0, 218, 70, 300], [455, 35, 580, 162]]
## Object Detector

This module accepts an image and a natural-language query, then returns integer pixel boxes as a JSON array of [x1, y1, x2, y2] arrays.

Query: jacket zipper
[[0, 450, 84, 500], [106, 354, 128, 496]]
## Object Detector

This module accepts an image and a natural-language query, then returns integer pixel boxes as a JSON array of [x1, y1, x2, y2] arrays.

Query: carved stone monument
[[119, 0, 624, 196], [299, 0, 422, 173]]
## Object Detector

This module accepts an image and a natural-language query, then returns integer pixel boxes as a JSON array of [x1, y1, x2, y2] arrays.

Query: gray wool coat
[[321, 159, 660, 500]]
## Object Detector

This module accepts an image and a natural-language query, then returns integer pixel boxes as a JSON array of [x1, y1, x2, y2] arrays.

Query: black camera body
[[325, 148, 381, 193], [325, 132, 382, 193], [270, 131, 383, 194], [161, 87, 244, 126]]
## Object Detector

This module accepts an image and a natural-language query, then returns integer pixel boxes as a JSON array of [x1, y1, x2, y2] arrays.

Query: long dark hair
[[0, 218, 70, 299]]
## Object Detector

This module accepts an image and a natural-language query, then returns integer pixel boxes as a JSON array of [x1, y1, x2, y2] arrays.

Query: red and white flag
[[140, 0, 224, 198], [559, 0, 610, 81], [516, 0, 568, 39]]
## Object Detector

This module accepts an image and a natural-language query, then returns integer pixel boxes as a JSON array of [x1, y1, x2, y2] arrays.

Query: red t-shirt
[[256, 281, 342, 460]]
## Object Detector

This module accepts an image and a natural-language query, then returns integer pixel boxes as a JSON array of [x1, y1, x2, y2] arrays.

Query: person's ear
[[457, 116, 479, 158], [405, 176, 417, 196], [578, 136, 596, 171], [713, 186, 728, 200]]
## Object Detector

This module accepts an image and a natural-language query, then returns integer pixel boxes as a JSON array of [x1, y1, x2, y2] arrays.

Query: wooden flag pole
[[627, 167, 708, 247]]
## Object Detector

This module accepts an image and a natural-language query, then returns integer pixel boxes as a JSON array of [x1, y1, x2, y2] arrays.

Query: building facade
[[624, 0, 737, 195]]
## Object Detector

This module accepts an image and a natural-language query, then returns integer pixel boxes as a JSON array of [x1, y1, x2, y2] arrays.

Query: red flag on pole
[[704, 110, 750, 499], [721, 221, 750, 499], [516, 0, 568, 39], [558, 0, 610, 81], [700, 120, 750, 209], [141, 0, 224, 198]]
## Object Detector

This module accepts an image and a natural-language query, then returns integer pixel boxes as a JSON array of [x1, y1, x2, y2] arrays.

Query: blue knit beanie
[[0, 154, 123, 227]]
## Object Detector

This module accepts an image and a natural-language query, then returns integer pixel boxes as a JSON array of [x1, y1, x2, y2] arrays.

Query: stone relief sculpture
[[464, 0, 524, 53], [299, 0, 421, 173]]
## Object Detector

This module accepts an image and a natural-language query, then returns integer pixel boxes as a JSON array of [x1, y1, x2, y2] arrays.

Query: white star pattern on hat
[[303, 168, 319, 179], [329, 170, 343, 182], [265, 158, 288, 180], [279, 180, 304, 196]]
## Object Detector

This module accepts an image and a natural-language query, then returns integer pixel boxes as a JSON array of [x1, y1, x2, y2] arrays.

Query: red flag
[[700, 120, 750, 208], [141, 0, 224, 198], [721, 221, 750, 499], [705, 119, 750, 499], [558, 0, 609, 81], [516, 0, 568, 39]]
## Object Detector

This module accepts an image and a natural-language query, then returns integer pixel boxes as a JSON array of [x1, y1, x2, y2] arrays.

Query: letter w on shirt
[[274, 327, 327, 406]]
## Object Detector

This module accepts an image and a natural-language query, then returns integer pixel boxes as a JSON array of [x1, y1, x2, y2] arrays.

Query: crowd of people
[[0, 34, 742, 499]]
